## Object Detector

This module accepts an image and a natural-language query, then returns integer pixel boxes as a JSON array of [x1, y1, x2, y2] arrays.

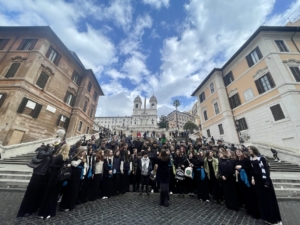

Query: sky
[[0, 0, 299, 118]]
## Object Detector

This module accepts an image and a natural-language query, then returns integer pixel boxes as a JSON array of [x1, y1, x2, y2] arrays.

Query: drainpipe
[[291, 27, 300, 53]]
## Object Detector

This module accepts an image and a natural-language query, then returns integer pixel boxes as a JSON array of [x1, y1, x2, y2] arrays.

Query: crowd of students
[[17, 135, 282, 225]]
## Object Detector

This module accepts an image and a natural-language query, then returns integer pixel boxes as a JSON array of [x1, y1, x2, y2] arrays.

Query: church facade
[[94, 95, 158, 130]]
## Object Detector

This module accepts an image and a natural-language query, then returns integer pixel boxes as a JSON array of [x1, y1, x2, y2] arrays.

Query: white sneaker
[[46, 215, 51, 219], [151, 189, 154, 193], [274, 159, 278, 162], [278, 160, 281, 163], [170, 192, 173, 195], [206, 200, 210, 202], [64, 209, 69, 212], [102, 196, 107, 199]]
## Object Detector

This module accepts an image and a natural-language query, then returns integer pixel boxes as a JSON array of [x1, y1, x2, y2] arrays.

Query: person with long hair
[[139, 151, 152, 195], [112, 150, 122, 195], [150, 150, 171, 207], [17, 145, 52, 217], [120, 150, 132, 194], [59, 148, 86, 211], [218, 151, 239, 211], [204, 151, 222, 204], [184, 152, 196, 196], [150, 164, 159, 193], [78, 147, 95, 204], [248, 146, 282, 224], [194, 150, 210, 202], [174, 149, 185, 197], [89, 150, 104, 200], [166, 149, 176, 195], [38, 144, 70, 220], [235, 149, 260, 218], [102, 149, 113, 199]]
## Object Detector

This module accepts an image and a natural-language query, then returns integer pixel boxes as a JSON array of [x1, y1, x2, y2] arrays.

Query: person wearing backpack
[[17, 145, 53, 217], [38, 144, 70, 220]]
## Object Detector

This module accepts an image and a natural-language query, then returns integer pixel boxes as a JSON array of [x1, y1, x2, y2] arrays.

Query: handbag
[[175, 168, 185, 180], [184, 159, 194, 179], [57, 165, 72, 182]]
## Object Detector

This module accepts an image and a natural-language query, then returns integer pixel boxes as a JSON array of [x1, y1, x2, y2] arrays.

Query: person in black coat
[[17, 146, 52, 217], [184, 152, 196, 196], [102, 150, 114, 199], [248, 146, 282, 224], [218, 152, 239, 211], [112, 150, 122, 195], [150, 150, 171, 207], [174, 149, 185, 197], [235, 149, 260, 218], [38, 144, 70, 220], [59, 149, 86, 211], [120, 150, 132, 194], [194, 154, 210, 202]]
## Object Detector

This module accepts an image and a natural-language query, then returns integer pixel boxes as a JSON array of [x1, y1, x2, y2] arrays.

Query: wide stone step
[[273, 182, 300, 189], [270, 169, 300, 172], [275, 188, 300, 197], [272, 179, 300, 183], [0, 179, 29, 189], [0, 174, 31, 180], [0, 161, 29, 165], [2, 160, 31, 163], [0, 170, 32, 175]]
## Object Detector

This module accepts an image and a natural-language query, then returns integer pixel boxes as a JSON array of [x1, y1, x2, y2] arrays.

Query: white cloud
[[142, 0, 170, 9], [121, 56, 150, 83]]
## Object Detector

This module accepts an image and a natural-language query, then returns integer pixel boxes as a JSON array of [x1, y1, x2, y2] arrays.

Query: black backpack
[[57, 165, 72, 182]]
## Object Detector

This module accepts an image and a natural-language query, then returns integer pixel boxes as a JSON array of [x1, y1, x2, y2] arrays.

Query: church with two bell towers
[[94, 95, 158, 129]]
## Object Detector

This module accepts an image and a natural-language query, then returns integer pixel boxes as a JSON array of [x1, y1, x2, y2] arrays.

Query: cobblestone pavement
[[0, 191, 299, 225]]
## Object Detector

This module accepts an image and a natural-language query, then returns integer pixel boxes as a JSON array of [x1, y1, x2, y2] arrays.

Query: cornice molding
[[228, 88, 238, 98], [11, 55, 27, 61], [253, 66, 268, 81], [41, 63, 55, 75]]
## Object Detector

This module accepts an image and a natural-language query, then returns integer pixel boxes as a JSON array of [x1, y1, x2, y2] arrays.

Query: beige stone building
[[0, 26, 104, 145], [192, 22, 300, 151], [167, 110, 193, 130]]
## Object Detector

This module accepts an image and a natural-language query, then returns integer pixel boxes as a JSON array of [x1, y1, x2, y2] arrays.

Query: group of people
[[17, 134, 282, 225]]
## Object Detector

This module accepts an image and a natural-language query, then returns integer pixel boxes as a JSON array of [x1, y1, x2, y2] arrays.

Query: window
[[0, 39, 9, 50], [5, 63, 21, 78], [0, 93, 7, 108], [214, 102, 220, 115], [207, 129, 211, 137], [210, 82, 215, 93], [270, 104, 285, 121], [135, 104, 138, 108], [275, 40, 288, 52], [199, 92, 205, 103], [64, 91, 76, 106], [17, 98, 42, 118], [203, 110, 208, 121], [223, 71, 234, 87], [218, 124, 224, 135], [246, 46, 263, 67], [229, 93, 241, 109], [57, 115, 70, 129], [36, 72, 49, 89], [87, 82, 92, 92], [255, 73, 275, 94], [243, 88, 254, 101], [71, 70, 82, 86], [237, 118, 248, 131], [86, 127, 90, 134], [289, 67, 300, 82], [78, 121, 83, 131], [17, 39, 38, 50], [46, 46, 61, 66], [83, 100, 88, 112], [89, 107, 94, 118], [93, 91, 98, 101]]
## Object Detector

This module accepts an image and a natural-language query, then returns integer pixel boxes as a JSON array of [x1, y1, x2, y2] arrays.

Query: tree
[[173, 99, 180, 129], [158, 115, 168, 128], [183, 121, 199, 133]]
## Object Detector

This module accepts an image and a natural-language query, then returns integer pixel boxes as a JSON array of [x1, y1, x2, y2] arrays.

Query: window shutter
[[17, 97, 28, 113], [0, 39, 9, 50], [32, 103, 42, 118], [83, 101, 88, 112], [5, 63, 21, 78], [229, 97, 234, 109], [57, 114, 62, 126], [54, 53, 61, 66], [45, 46, 53, 58], [243, 118, 248, 130], [71, 70, 76, 81], [64, 117, 70, 130], [36, 72, 49, 89], [246, 55, 253, 67], [255, 80, 263, 94], [223, 76, 228, 86], [0, 93, 7, 108], [64, 91, 70, 103], [17, 39, 27, 50], [77, 75, 82, 86], [236, 94, 241, 106], [266, 73, 276, 88], [28, 39, 38, 50], [256, 47, 263, 60]]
